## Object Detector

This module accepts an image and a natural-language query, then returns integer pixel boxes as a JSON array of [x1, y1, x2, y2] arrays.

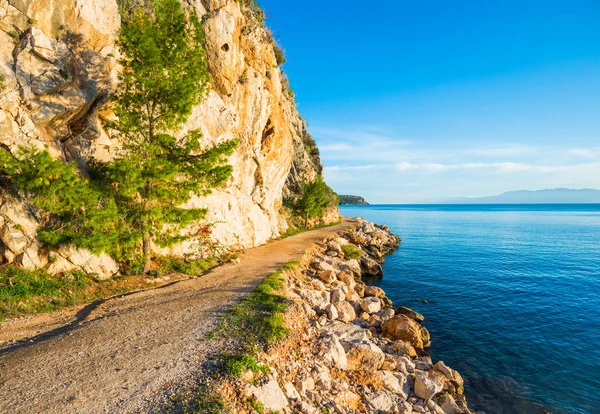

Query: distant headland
[[440, 188, 600, 204], [339, 195, 369, 205]]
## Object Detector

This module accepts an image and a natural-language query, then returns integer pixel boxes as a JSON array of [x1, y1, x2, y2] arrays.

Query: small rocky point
[[221, 218, 474, 413]]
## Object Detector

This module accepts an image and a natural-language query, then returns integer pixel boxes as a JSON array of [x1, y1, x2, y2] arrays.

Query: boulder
[[324, 322, 368, 343], [298, 289, 329, 310], [434, 361, 464, 394], [364, 285, 386, 298], [378, 308, 396, 324], [327, 240, 342, 254], [395, 305, 425, 323], [342, 339, 385, 371], [360, 296, 382, 314], [320, 334, 348, 370], [325, 303, 338, 320], [368, 390, 397, 412], [334, 301, 357, 323], [330, 287, 347, 304], [378, 370, 411, 399], [317, 269, 336, 283], [360, 255, 383, 276], [393, 340, 418, 358], [382, 315, 429, 349], [338, 271, 356, 290], [246, 379, 288, 411], [435, 393, 463, 414], [414, 371, 443, 400]]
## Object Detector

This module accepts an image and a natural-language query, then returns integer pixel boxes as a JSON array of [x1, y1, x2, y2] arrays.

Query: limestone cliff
[[0, 0, 338, 276]]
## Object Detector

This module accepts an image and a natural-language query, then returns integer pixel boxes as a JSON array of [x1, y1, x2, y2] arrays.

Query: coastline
[[207, 218, 475, 413]]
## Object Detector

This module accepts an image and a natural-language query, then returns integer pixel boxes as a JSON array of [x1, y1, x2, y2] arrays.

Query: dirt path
[[0, 219, 355, 414]]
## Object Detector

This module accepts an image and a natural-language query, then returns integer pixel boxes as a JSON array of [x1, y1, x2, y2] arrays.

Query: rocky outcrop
[[339, 195, 369, 205], [222, 219, 474, 413], [0, 0, 338, 276]]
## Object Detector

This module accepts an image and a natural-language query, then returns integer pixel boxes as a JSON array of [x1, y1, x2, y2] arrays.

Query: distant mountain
[[339, 195, 369, 205], [441, 189, 600, 204]]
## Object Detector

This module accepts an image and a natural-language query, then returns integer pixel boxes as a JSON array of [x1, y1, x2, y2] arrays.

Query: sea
[[339, 204, 600, 414]]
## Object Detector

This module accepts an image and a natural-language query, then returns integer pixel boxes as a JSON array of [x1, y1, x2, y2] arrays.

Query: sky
[[258, 0, 600, 203]]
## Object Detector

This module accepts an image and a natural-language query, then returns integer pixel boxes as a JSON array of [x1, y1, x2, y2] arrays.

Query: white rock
[[414, 370, 443, 400], [360, 296, 382, 314], [325, 303, 338, 320], [246, 379, 288, 411], [378, 370, 411, 399], [320, 334, 348, 370], [369, 390, 397, 412]]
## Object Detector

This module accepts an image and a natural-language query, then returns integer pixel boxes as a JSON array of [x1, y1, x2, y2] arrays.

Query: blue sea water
[[339, 204, 600, 414]]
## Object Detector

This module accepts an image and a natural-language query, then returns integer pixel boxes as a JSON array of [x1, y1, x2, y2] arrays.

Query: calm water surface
[[340, 204, 600, 414]]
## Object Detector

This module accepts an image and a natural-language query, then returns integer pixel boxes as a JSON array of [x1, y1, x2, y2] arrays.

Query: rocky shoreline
[[222, 218, 475, 413]]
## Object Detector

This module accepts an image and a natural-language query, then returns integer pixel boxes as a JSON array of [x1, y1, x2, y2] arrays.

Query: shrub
[[341, 244, 362, 260], [273, 43, 286, 66], [223, 354, 268, 377]]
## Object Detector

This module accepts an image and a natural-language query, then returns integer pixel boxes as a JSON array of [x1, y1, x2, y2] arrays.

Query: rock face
[[0, 0, 339, 275]]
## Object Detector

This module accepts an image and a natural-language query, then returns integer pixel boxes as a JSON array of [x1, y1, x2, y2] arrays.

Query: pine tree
[[103, 0, 237, 272], [0, 147, 121, 253], [296, 176, 335, 228]]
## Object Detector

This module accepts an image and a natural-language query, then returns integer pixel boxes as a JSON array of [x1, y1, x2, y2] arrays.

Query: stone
[[325, 321, 368, 343], [325, 250, 338, 257], [378, 308, 396, 324], [282, 381, 301, 400], [299, 289, 329, 310], [340, 258, 362, 277], [246, 379, 288, 411], [360, 255, 383, 276], [382, 315, 429, 349], [338, 271, 356, 290], [325, 303, 338, 320], [414, 371, 444, 400], [393, 340, 418, 358], [360, 296, 382, 314], [330, 287, 346, 304], [317, 270, 336, 283], [364, 285, 386, 298], [433, 361, 464, 394], [327, 240, 343, 253], [320, 334, 348, 370], [378, 370, 411, 399], [311, 364, 332, 389], [354, 283, 365, 298], [395, 306, 425, 323], [369, 390, 397, 412], [334, 391, 362, 411], [334, 301, 357, 323], [435, 393, 463, 414], [342, 339, 385, 371], [312, 260, 335, 272]]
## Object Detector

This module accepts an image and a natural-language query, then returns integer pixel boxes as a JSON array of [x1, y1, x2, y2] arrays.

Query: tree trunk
[[142, 230, 152, 274], [304, 212, 309, 229]]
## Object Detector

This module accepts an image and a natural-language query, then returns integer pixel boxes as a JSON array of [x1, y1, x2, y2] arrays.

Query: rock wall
[[0, 0, 336, 276]]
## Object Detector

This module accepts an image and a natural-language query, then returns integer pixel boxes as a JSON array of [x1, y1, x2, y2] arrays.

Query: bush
[[273, 43, 286, 66], [156, 256, 217, 276], [223, 354, 268, 377], [341, 244, 362, 260]]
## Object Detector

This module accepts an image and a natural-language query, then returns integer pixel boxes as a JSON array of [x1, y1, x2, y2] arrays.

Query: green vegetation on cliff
[[0, 0, 236, 273]]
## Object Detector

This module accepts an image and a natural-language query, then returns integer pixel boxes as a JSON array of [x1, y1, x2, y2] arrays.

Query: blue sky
[[259, 0, 600, 203]]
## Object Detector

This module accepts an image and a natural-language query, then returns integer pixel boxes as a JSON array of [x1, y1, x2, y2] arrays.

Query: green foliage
[[273, 43, 286, 66], [0, 266, 91, 319], [166, 385, 226, 414], [246, 398, 265, 414], [223, 354, 268, 377], [0, 147, 121, 254], [105, 0, 237, 271], [341, 244, 362, 260], [295, 176, 335, 226], [222, 267, 290, 347], [156, 256, 217, 276]]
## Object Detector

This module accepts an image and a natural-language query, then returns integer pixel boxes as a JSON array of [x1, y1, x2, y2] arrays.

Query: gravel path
[[0, 219, 355, 414]]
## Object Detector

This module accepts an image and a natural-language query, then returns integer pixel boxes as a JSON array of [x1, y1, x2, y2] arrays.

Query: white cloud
[[568, 148, 600, 159]]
